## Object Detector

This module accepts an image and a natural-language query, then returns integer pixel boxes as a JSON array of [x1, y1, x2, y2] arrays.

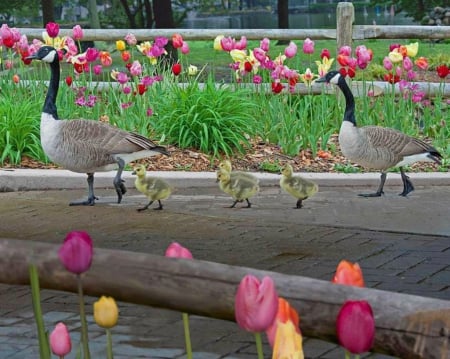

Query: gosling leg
[[137, 200, 154, 212], [244, 199, 252, 208], [69, 173, 98, 206], [113, 158, 127, 204], [229, 200, 238, 208], [399, 168, 414, 196], [154, 200, 164, 210], [358, 172, 386, 197], [295, 199, 304, 209]]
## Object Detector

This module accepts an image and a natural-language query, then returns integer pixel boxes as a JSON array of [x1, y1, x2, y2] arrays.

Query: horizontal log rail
[[17, 25, 450, 42], [0, 238, 449, 359]]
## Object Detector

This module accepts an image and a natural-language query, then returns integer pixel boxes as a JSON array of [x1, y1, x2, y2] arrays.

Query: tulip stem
[[254, 332, 264, 359], [29, 264, 51, 359], [77, 275, 91, 359], [106, 328, 114, 359], [344, 350, 351, 359], [182, 312, 193, 359]]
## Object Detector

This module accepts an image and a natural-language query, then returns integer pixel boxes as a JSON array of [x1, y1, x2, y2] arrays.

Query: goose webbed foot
[[358, 172, 386, 198], [295, 199, 304, 208], [137, 200, 153, 212], [399, 169, 414, 197], [70, 173, 97, 206]]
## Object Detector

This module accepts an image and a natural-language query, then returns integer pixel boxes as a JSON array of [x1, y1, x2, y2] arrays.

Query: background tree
[[370, 0, 446, 22], [41, 0, 55, 25]]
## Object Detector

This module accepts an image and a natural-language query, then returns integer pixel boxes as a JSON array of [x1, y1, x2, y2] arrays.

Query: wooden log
[[0, 238, 449, 358], [336, 2, 354, 51]]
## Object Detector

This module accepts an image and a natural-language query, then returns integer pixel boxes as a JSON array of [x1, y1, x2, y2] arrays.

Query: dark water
[[181, 7, 415, 29]]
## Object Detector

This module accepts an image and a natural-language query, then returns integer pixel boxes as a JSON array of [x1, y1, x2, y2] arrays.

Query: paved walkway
[[0, 169, 449, 358]]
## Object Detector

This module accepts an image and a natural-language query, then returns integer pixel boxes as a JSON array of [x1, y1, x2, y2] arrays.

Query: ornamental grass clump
[[151, 76, 259, 157]]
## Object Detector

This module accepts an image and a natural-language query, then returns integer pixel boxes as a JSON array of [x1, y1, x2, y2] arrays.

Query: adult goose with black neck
[[27, 46, 169, 206], [315, 70, 442, 197]]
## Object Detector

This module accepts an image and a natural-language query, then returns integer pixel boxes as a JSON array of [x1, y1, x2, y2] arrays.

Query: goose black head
[[315, 70, 342, 85], [26, 46, 59, 63]]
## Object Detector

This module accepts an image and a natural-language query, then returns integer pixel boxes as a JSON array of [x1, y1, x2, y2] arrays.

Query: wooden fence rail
[[0, 238, 449, 359]]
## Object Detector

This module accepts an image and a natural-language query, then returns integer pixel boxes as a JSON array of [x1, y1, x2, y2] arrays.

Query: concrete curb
[[1, 168, 449, 192]]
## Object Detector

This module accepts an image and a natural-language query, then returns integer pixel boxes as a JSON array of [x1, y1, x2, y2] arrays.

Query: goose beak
[[25, 53, 38, 60], [315, 76, 327, 83]]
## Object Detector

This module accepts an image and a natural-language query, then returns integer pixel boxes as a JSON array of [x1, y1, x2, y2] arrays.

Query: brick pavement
[[0, 180, 449, 358]]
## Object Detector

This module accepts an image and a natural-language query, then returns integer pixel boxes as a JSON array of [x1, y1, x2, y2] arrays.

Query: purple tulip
[[58, 231, 93, 274], [336, 300, 375, 354], [235, 275, 278, 332], [165, 242, 193, 259]]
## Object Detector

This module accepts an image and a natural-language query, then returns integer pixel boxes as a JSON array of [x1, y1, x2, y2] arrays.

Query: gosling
[[216, 169, 259, 208], [132, 164, 172, 211], [280, 164, 318, 209]]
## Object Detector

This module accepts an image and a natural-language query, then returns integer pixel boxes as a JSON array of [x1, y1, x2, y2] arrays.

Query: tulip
[[332, 260, 365, 287], [172, 33, 184, 49], [188, 65, 198, 76], [213, 35, 225, 50], [165, 242, 193, 259], [235, 36, 247, 50], [266, 297, 299, 347], [389, 43, 401, 52], [272, 320, 303, 359], [235, 275, 278, 332], [320, 48, 330, 59], [50, 322, 72, 357], [94, 296, 119, 329], [65, 76, 73, 87], [181, 42, 190, 55], [130, 60, 142, 76], [72, 25, 83, 41], [146, 107, 153, 116], [436, 64, 450, 79], [260, 37, 270, 52], [302, 38, 314, 54], [383, 56, 393, 71], [45, 22, 60, 38], [414, 56, 429, 70], [402, 56, 413, 71], [172, 63, 182, 76], [388, 49, 403, 63], [338, 45, 352, 56], [100, 51, 113, 66], [405, 42, 419, 57], [85, 47, 99, 62], [93, 64, 102, 75], [137, 83, 147, 95], [116, 40, 126, 51], [220, 36, 235, 52], [12, 74, 20, 84], [124, 33, 137, 46], [58, 231, 93, 274], [336, 300, 375, 354], [284, 41, 298, 58], [271, 81, 284, 94]]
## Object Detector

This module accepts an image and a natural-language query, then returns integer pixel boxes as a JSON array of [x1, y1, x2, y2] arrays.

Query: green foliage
[[0, 85, 45, 165], [149, 77, 259, 158], [369, 0, 443, 22]]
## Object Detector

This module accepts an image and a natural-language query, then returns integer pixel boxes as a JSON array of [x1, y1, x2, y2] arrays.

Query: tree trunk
[[277, 0, 289, 45], [152, 0, 177, 66], [0, 239, 449, 359], [88, 0, 101, 29], [119, 0, 137, 28], [41, 0, 54, 26]]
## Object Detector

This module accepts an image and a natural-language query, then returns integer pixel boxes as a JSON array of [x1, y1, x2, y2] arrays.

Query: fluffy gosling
[[216, 169, 259, 208], [280, 164, 318, 208], [132, 164, 172, 211]]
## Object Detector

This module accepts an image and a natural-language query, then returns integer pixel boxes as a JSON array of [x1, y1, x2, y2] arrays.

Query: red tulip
[[49, 322, 72, 356], [137, 83, 147, 95], [165, 242, 193, 259], [172, 63, 182, 76], [172, 33, 184, 49], [332, 260, 365, 287], [436, 64, 449, 79], [45, 22, 60, 38], [121, 50, 131, 62], [320, 48, 331, 59], [65, 76, 73, 87], [235, 274, 278, 332], [336, 300, 375, 354], [58, 231, 93, 274], [271, 81, 283, 94]]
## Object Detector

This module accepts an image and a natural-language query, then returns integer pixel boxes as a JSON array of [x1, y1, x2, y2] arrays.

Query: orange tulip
[[332, 260, 365, 287], [414, 56, 429, 70]]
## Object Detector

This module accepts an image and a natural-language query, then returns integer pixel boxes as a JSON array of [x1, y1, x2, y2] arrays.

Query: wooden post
[[336, 2, 354, 51], [0, 238, 449, 359]]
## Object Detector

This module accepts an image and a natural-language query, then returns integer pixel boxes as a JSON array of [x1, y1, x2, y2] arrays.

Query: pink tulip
[[220, 37, 235, 52], [336, 300, 375, 354], [235, 275, 278, 332], [383, 57, 393, 71], [165, 242, 193, 259], [72, 25, 83, 40], [181, 42, 190, 55], [130, 60, 142, 76], [284, 41, 297, 58], [338, 45, 352, 56], [93, 64, 102, 75], [402, 56, 413, 71], [50, 322, 72, 356], [260, 37, 270, 52], [235, 36, 247, 50], [45, 22, 60, 38], [85, 47, 99, 62], [302, 37, 314, 54], [58, 231, 93, 274], [125, 33, 137, 46], [172, 33, 184, 49]]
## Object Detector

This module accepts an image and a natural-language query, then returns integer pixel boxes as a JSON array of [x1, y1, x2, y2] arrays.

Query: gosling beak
[[131, 170, 136, 175]]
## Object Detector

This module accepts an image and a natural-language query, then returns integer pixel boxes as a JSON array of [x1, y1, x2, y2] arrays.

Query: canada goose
[[218, 160, 258, 183], [26, 46, 169, 206], [280, 164, 318, 208], [216, 169, 259, 208], [132, 164, 172, 211], [316, 71, 442, 197]]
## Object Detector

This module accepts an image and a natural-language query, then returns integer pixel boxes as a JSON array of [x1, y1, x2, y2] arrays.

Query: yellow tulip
[[93, 296, 118, 329], [188, 65, 198, 76], [405, 42, 419, 57], [388, 49, 403, 63], [230, 49, 247, 63], [272, 320, 304, 359], [213, 35, 224, 50], [116, 40, 126, 51]]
